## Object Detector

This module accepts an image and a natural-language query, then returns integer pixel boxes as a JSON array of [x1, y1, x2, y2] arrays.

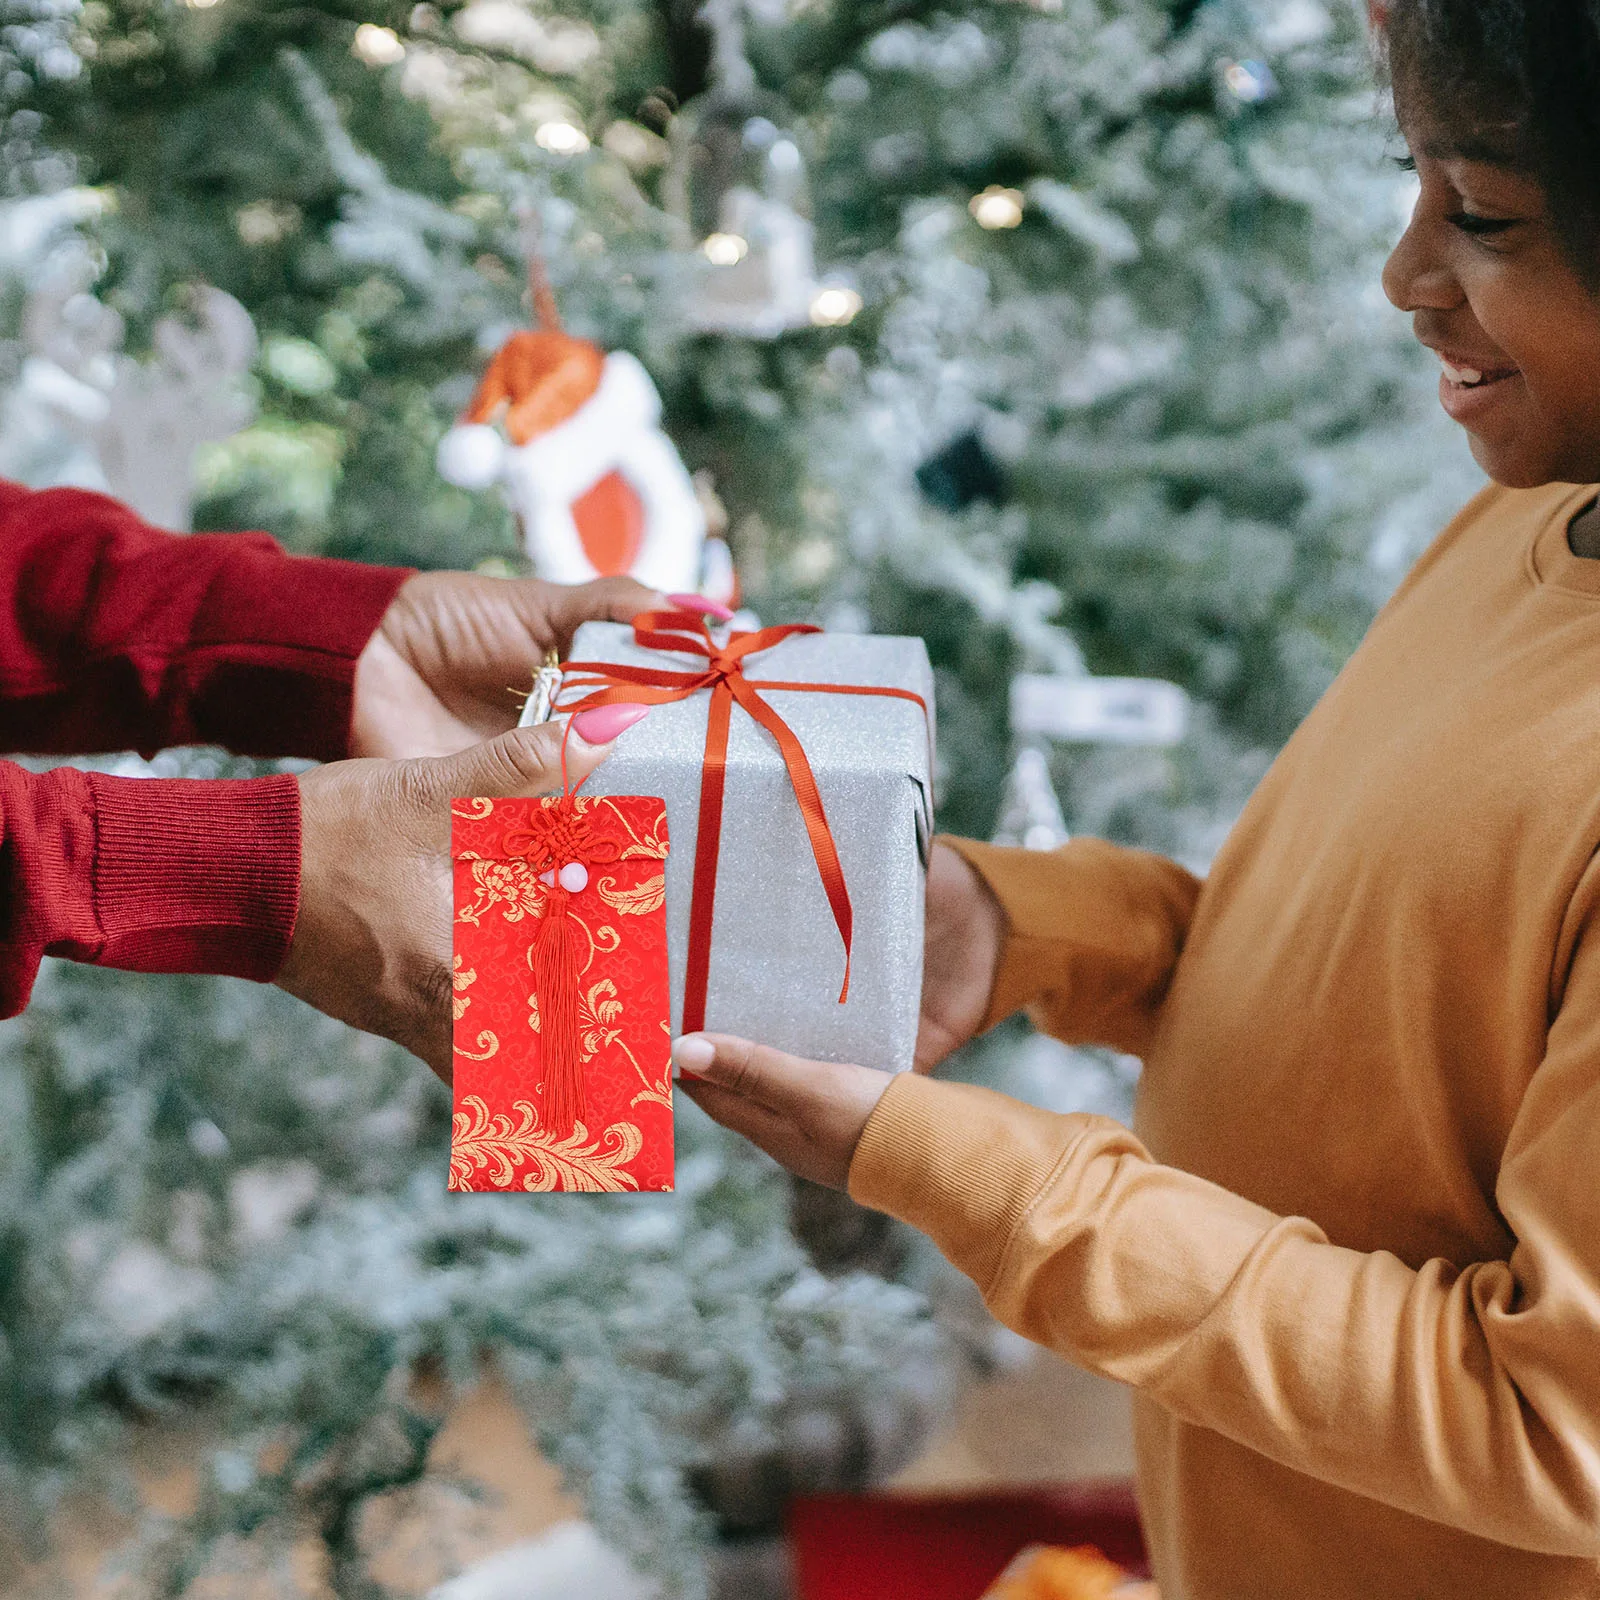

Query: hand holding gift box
[[451, 608, 934, 1194]]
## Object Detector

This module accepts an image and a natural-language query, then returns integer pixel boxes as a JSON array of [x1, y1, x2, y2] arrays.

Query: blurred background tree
[[0, 0, 1478, 1594]]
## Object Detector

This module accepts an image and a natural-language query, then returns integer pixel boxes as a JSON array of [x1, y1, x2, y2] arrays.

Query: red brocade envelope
[[449, 793, 674, 1193]]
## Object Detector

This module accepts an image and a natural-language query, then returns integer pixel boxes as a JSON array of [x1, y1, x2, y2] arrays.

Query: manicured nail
[[571, 703, 649, 746], [668, 593, 735, 622], [671, 1035, 715, 1079]]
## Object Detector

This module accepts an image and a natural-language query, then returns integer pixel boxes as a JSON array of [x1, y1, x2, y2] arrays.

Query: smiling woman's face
[[1382, 109, 1600, 488]]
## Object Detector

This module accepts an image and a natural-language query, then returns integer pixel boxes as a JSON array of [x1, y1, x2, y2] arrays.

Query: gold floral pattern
[[597, 873, 665, 916], [450, 798, 495, 820], [457, 859, 543, 927], [579, 979, 624, 1058], [592, 797, 669, 861], [448, 1096, 642, 1192], [580, 980, 672, 1110], [629, 1020, 675, 1112], [452, 955, 477, 1020], [527, 974, 620, 1059], [455, 1030, 499, 1061]]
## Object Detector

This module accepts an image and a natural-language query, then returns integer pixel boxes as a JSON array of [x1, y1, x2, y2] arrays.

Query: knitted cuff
[[89, 771, 301, 979]]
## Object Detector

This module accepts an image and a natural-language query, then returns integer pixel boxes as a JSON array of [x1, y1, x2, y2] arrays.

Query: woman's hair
[[1383, 0, 1600, 277]]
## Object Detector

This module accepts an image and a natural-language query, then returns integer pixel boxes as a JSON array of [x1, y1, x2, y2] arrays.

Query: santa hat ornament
[[438, 261, 729, 600]]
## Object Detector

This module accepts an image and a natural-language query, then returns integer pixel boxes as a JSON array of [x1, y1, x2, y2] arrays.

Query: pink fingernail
[[668, 593, 735, 622], [671, 1035, 715, 1079], [572, 703, 649, 745]]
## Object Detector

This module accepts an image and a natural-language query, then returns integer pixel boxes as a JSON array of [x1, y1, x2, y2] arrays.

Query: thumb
[[420, 717, 615, 803]]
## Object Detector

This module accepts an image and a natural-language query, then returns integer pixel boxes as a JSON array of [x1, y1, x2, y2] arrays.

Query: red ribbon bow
[[560, 610, 927, 1035]]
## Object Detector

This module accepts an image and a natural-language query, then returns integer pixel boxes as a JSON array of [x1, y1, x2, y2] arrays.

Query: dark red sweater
[[0, 480, 411, 1014]]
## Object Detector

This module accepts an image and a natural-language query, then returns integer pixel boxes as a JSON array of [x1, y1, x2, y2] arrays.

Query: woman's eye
[[1447, 211, 1519, 238], [1392, 153, 1417, 173]]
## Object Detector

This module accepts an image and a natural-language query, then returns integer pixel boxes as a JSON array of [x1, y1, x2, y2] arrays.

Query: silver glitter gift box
[[541, 622, 935, 1073]]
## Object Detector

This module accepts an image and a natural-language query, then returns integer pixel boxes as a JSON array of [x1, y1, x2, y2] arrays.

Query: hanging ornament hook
[[514, 203, 563, 333]]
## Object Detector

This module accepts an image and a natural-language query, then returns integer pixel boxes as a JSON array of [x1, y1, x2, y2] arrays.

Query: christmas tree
[[0, 0, 1479, 1593]]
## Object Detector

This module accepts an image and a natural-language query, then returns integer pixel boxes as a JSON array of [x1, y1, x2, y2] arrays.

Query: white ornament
[[96, 286, 258, 531], [686, 186, 822, 338], [669, 89, 827, 340], [444, 248, 715, 594], [499, 351, 707, 592], [6, 262, 257, 530]]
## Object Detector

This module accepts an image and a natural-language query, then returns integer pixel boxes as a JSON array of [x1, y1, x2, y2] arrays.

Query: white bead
[[557, 861, 589, 893]]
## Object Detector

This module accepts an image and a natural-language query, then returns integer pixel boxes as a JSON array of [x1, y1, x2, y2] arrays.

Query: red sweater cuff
[[181, 550, 412, 761], [87, 771, 301, 979]]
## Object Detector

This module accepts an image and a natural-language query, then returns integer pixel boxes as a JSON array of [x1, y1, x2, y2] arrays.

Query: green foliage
[[0, 924, 947, 1598]]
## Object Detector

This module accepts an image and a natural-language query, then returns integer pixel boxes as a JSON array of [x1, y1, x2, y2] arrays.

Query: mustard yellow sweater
[[850, 482, 1600, 1600]]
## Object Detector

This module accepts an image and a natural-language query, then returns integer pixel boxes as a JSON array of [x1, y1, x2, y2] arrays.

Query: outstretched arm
[[936, 835, 1203, 1059], [0, 480, 410, 759], [677, 872, 1600, 1562], [0, 479, 672, 1042]]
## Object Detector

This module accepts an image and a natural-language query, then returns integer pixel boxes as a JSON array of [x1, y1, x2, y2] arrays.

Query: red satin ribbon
[[559, 610, 928, 1035]]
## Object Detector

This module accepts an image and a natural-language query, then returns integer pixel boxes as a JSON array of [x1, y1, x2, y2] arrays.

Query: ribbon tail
[[732, 680, 854, 1004], [682, 683, 733, 1034]]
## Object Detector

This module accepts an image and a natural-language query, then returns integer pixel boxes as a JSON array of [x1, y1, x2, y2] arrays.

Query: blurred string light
[[534, 119, 590, 155], [808, 285, 861, 327], [352, 24, 406, 64], [970, 185, 1025, 230], [702, 232, 749, 266], [181, 0, 223, 12], [1221, 58, 1277, 103], [235, 200, 301, 246]]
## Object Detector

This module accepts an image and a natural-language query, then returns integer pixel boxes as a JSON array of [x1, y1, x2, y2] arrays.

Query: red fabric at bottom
[[787, 1485, 1147, 1600]]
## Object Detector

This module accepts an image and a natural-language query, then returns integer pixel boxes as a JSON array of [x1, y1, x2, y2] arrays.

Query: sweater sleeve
[[0, 761, 300, 1014], [0, 480, 411, 760], [941, 835, 1203, 1057], [848, 884, 1600, 1559]]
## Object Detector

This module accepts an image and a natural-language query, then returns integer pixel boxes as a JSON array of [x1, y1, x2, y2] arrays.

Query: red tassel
[[533, 886, 585, 1136]]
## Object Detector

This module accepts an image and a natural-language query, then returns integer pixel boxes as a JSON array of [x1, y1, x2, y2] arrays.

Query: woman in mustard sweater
[[672, 5, 1600, 1597]]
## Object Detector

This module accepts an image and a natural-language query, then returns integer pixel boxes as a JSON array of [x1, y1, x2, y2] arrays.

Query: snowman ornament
[[438, 279, 727, 599]]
